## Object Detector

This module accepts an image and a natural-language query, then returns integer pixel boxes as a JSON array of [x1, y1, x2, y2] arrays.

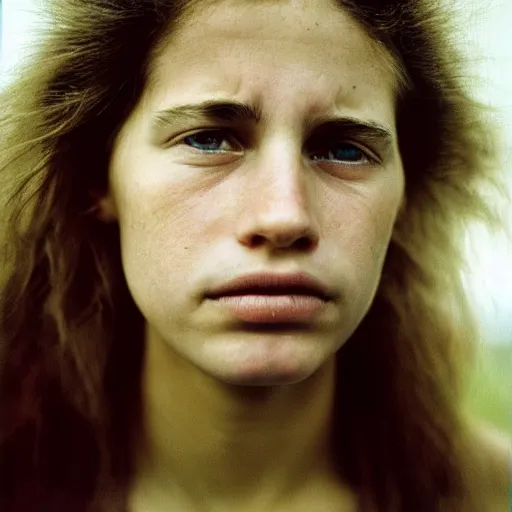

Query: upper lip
[[204, 272, 335, 300]]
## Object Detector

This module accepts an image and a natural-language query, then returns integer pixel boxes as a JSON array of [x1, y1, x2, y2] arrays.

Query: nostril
[[250, 234, 266, 247], [243, 232, 317, 250], [294, 236, 315, 250]]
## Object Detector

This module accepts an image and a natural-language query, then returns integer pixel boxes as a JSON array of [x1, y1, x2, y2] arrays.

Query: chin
[[204, 344, 328, 387], [218, 367, 315, 387]]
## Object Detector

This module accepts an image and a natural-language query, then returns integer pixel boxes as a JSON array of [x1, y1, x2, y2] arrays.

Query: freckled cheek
[[116, 185, 225, 279], [329, 190, 402, 268], [367, 191, 404, 262]]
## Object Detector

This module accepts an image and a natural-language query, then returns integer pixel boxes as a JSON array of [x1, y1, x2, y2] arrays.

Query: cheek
[[367, 193, 403, 261], [114, 181, 220, 317], [325, 181, 403, 299], [329, 183, 402, 255]]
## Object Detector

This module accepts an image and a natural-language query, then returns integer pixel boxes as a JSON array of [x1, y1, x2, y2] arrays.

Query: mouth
[[204, 272, 333, 323], [206, 285, 329, 300], [204, 272, 333, 300]]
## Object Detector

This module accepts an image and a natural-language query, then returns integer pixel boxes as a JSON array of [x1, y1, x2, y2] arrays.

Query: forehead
[[178, 0, 368, 42], [140, 0, 399, 125]]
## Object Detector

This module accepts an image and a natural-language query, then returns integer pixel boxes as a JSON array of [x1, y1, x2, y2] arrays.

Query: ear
[[91, 192, 118, 223]]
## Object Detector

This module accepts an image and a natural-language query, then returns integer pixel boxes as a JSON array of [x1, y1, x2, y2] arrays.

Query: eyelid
[[167, 127, 244, 151], [165, 127, 382, 166], [306, 123, 386, 158], [345, 141, 380, 164], [307, 138, 381, 165]]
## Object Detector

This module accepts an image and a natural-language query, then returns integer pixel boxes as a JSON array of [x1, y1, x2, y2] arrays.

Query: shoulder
[[467, 419, 511, 511]]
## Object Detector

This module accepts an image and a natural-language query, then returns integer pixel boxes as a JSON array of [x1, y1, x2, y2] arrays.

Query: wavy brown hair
[[0, 0, 500, 510]]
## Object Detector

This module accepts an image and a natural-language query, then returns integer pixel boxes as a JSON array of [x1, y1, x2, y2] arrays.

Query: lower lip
[[208, 294, 328, 323]]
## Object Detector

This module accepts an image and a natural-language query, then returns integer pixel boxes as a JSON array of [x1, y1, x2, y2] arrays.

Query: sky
[[1, 0, 512, 344]]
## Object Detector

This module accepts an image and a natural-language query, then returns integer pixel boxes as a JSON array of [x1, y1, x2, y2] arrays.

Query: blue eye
[[183, 130, 236, 152], [311, 143, 369, 164]]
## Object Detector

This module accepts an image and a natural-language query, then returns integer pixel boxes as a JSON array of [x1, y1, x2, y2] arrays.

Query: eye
[[182, 129, 240, 153], [309, 142, 373, 165]]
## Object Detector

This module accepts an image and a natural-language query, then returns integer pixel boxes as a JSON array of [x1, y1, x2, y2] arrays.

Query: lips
[[204, 272, 333, 323], [204, 272, 333, 300]]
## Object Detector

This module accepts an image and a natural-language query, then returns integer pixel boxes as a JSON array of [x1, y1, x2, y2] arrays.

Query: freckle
[[352, 85, 357, 90]]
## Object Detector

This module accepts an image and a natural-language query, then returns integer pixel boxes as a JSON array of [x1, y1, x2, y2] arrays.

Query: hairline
[[144, 0, 411, 102]]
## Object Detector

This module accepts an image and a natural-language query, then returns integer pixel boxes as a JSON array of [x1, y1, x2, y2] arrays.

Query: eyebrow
[[152, 100, 395, 148], [308, 116, 395, 149], [153, 100, 263, 129]]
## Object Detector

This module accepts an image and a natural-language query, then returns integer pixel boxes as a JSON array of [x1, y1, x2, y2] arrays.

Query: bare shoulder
[[467, 420, 511, 511]]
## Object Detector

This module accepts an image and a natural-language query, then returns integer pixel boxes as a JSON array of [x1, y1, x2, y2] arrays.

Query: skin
[[100, 0, 406, 510]]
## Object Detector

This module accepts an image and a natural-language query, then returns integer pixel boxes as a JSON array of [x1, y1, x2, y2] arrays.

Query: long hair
[[0, 0, 500, 510]]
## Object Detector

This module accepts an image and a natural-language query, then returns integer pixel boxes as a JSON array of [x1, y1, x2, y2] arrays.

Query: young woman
[[0, 0, 510, 510]]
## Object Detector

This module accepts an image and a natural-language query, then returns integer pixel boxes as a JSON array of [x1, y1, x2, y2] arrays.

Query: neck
[[129, 326, 349, 512]]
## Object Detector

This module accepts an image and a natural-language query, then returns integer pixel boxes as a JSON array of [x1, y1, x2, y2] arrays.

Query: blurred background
[[1, 0, 510, 433]]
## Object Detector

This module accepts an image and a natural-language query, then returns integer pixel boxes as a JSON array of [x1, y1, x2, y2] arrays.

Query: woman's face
[[104, 0, 404, 386]]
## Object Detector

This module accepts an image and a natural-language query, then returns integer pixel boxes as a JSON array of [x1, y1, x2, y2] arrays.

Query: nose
[[235, 147, 320, 252]]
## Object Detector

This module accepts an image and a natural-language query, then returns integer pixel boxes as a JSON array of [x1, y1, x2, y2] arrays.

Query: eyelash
[[177, 128, 378, 165], [181, 129, 242, 153]]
